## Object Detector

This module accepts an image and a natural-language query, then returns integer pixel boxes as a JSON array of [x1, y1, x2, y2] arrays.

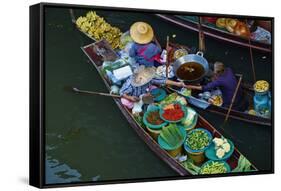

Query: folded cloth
[[121, 98, 134, 109]]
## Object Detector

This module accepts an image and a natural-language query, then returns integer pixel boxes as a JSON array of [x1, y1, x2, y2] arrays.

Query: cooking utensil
[[173, 51, 209, 82]]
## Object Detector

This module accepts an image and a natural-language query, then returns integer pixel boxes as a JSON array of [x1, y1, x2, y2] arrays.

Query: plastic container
[[143, 107, 168, 140], [150, 88, 167, 102], [254, 94, 269, 112], [199, 160, 231, 174], [205, 139, 234, 161], [158, 126, 186, 157], [184, 128, 212, 164]]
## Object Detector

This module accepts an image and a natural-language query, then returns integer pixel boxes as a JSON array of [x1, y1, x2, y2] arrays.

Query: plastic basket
[[158, 126, 186, 151], [150, 88, 167, 102], [199, 160, 231, 174], [143, 107, 168, 130], [184, 128, 213, 153], [205, 139, 234, 161]]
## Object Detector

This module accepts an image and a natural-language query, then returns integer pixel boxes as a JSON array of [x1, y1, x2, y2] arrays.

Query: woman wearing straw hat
[[129, 22, 163, 67], [119, 65, 185, 109]]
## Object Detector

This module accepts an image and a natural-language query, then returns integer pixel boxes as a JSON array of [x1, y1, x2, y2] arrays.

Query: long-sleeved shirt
[[119, 76, 166, 97], [129, 42, 161, 67], [202, 68, 243, 106]]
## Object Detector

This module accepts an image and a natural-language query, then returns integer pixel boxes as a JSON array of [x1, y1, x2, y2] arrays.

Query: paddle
[[198, 16, 206, 53], [222, 75, 243, 126], [165, 36, 170, 78], [70, 87, 122, 98], [65, 86, 154, 104]]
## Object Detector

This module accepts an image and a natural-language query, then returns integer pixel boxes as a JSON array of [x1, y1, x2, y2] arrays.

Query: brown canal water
[[44, 6, 273, 185]]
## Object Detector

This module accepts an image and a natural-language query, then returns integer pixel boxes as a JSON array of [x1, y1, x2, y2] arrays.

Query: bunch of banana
[[76, 11, 123, 49]]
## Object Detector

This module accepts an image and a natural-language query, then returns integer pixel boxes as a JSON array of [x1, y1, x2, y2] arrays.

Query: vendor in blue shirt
[[129, 22, 162, 67], [119, 66, 185, 108], [185, 62, 246, 111]]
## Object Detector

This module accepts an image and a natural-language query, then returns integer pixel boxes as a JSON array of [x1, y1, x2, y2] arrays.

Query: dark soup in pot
[[176, 62, 205, 81]]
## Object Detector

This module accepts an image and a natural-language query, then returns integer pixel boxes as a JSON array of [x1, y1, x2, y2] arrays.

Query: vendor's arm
[[166, 80, 186, 88], [152, 77, 185, 88], [119, 78, 139, 102], [151, 78, 185, 88], [186, 79, 221, 91], [185, 85, 203, 90], [122, 94, 140, 102]]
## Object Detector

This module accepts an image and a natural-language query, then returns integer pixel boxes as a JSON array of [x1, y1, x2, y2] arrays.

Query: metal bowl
[[173, 51, 209, 82]]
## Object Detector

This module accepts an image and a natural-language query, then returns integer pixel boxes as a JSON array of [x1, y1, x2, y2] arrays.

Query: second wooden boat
[[156, 14, 271, 53], [167, 84, 272, 126]]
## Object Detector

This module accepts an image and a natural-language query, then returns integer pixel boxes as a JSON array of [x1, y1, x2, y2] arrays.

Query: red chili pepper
[[163, 104, 184, 121]]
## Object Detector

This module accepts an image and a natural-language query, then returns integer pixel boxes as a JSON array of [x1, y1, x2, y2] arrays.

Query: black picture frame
[[30, 2, 274, 188]]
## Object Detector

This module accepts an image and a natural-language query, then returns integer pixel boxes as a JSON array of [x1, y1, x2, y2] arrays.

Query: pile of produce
[[254, 80, 269, 93], [76, 11, 123, 49], [173, 49, 188, 60], [200, 161, 228, 174], [216, 18, 250, 38], [181, 159, 201, 175], [146, 111, 165, 125], [160, 124, 184, 148], [160, 93, 187, 106], [162, 103, 185, 122], [182, 108, 197, 127], [181, 88, 192, 97], [186, 129, 211, 150], [209, 95, 223, 106], [120, 31, 133, 47], [212, 137, 231, 159], [232, 155, 253, 172]]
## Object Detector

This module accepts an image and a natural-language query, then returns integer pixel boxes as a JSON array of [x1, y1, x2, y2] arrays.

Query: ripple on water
[[45, 155, 82, 184]]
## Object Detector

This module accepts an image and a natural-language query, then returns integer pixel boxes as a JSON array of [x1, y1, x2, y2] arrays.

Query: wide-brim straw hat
[[130, 22, 154, 44], [131, 66, 156, 87]]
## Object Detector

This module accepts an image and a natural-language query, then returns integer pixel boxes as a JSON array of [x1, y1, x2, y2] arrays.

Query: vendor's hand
[[176, 81, 186, 88], [185, 85, 193, 89]]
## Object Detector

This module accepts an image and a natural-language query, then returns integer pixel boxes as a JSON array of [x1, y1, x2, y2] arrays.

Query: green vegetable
[[181, 88, 192, 97], [186, 130, 210, 150], [181, 159, 200, 175], [160, 93, 178, 105], [232, 155, 254, 172], [200, 161, 228, 174], [134, 114, 145, 128], [160, 124, 184, 148]]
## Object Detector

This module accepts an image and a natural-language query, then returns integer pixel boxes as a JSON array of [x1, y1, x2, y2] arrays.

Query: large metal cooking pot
[[173, 51, 209, 82]]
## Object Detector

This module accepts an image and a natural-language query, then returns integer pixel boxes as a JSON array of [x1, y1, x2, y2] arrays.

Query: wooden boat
[[80, 41, 257, 176], [155, 14, 271, 53], [168, 83, 272, 127]]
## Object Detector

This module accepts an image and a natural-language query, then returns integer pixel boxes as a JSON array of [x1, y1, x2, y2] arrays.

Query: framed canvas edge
[[29, 2, 275, 189]]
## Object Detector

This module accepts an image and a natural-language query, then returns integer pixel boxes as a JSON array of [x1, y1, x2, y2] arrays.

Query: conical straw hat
[[130, 22, 154, 44]]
